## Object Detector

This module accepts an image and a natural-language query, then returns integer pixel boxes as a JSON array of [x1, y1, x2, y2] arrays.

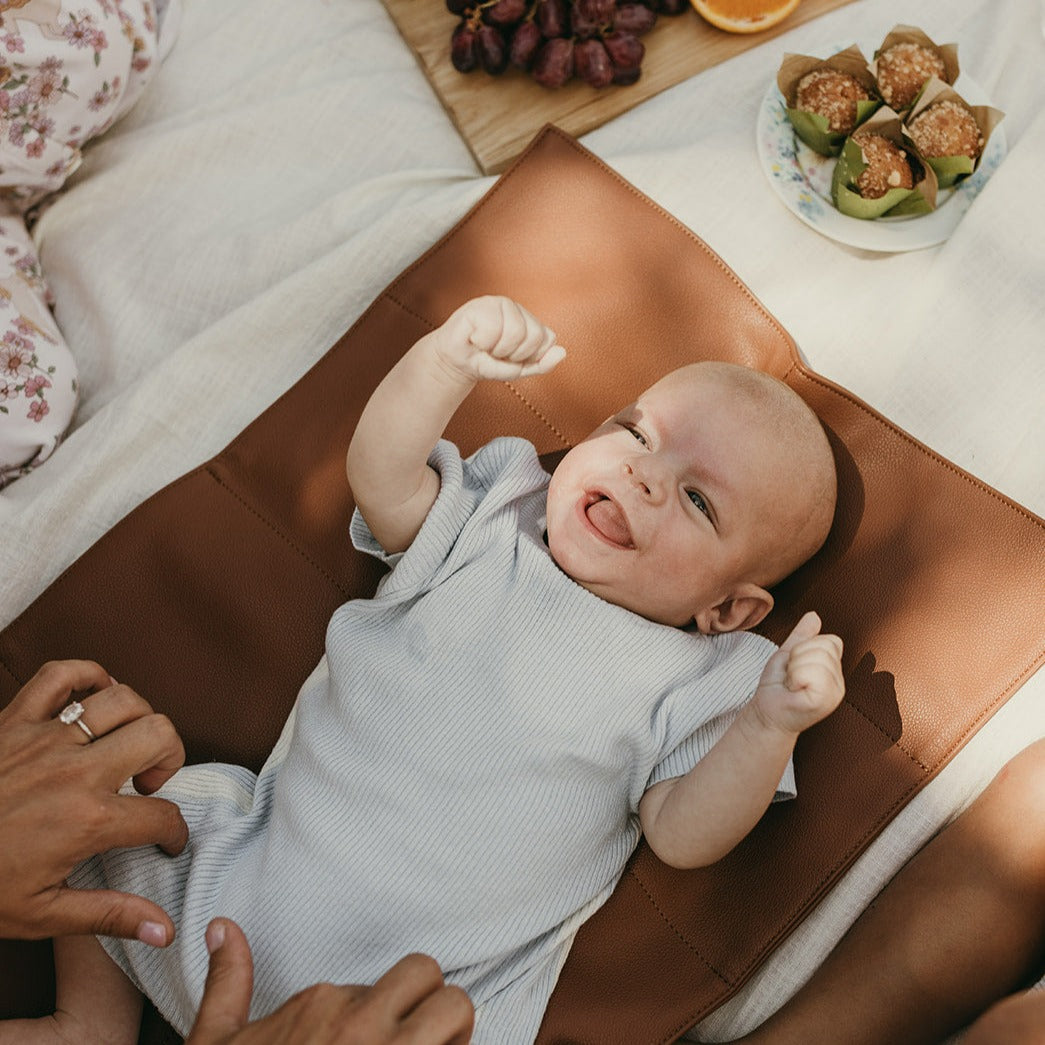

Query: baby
[[8, 296, 844, 1044]]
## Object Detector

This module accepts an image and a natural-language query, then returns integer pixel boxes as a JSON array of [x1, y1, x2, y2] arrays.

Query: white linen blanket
[[2, 0, 1042, 1038]]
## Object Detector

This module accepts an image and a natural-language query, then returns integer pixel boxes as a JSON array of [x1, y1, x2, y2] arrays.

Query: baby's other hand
[[753, 611, 844, 735], [431, 296, 566, 383]]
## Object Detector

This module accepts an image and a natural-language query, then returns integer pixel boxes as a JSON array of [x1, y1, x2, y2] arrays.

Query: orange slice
[[689, 0, 801, 34]]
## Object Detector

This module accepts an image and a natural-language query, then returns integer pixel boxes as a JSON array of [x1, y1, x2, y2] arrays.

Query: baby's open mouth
[[584, 493, 634, 549]]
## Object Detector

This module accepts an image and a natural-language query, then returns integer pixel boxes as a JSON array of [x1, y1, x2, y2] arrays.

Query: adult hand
[[187, 919, 474, 1044], [0, 659, 187, 944]]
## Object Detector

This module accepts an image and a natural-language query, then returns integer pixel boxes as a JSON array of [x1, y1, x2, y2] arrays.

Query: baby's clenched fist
[[430, 296, 566, 383]]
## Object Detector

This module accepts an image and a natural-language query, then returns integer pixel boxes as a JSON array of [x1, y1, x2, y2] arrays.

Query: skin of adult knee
[[984, 738, 1045, 894], [962, 988, 1045, 1045]]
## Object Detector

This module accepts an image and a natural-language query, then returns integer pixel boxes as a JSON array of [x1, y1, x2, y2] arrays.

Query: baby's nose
[[623, 460, 663, 502]]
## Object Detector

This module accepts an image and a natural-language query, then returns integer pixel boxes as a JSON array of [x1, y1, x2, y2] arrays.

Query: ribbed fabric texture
[[72, 438, 784, 1042]]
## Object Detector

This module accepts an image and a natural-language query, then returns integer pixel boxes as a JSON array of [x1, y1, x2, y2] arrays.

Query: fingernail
[[108, 675, 119, 686], [206, 921, 226, 954], [138, 921, 167, 947]]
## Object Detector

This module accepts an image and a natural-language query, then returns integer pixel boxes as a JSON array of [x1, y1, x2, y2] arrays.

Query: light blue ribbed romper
[[74, 437, 789, 1042]]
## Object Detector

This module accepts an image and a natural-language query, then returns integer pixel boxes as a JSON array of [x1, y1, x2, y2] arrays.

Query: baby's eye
[[687, 489, 711, 520], [620, 423, 647, 446]]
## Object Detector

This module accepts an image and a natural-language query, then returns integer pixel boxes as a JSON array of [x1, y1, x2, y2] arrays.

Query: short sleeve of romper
[[349, 436, 548, 595]]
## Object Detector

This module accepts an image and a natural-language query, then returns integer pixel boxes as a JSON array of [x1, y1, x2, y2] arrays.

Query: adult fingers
[[366, 953, 474, 1043], [91, 792, 189, 857], [35, 886, 176, 947], [86, 712, 187, 796], [398, 980, 475, 1044], [185, 919, 255, 1044], [2, 659, 112, 724], [59, 682, 163, 747], [365, 952, 448, 1017]]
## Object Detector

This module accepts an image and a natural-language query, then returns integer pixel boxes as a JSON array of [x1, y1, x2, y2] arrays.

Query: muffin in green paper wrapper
[[831, 109, 938, 220], [871, 25, 959, 113], [904, 76, 1005, 189], [777, 46, 881, 157]]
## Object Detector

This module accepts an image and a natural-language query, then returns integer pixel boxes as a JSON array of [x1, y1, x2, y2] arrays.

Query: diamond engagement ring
[[58, 700, 96, 741]]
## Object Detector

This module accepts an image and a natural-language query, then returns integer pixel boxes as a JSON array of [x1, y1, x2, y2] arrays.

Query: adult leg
[[0, 0, 165, 484], [734, 737, 1045, 1045], [963, 987, 1045, 1045], [0, 205, 76, 484], [0, 934, 143, 1045]]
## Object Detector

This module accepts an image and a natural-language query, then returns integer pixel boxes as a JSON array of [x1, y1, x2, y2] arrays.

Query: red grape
[[574, 36, 614, 87], [447, 0, 662, 90], [484, 0, 527, 26], [603, 29, 644, 70], [535, 0, 570, 38], [451, 21, 478, 72], [532, 36, 575, 87], [572, 0, 616, 33], [612, 63, 641, 85], [476, 23, 508, 74], [613, 2, 657, 35], [509, 19, 543, 69]]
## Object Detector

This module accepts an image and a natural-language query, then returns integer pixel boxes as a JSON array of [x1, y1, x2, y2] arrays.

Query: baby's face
[[545, 366, 818, 630]]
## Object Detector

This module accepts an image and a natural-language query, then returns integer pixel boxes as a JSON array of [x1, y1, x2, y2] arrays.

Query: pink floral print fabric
[[0, 0, 162, 485]]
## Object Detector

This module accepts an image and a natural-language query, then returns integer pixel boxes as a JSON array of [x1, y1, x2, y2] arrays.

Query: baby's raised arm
[[346, 296, 565, 553], [639, 612, 844, 869]]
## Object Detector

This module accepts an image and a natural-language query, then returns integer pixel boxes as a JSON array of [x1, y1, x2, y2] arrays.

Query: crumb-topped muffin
[[795, 68, 871, 134], [875, 42, 946, 109], [907, 99, 983, 160], [851, 133, 914, 198]]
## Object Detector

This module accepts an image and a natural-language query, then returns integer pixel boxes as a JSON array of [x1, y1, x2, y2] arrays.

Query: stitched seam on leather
[[381, 127, 797, 366], [204, 467, 351, 600], [840, 699, 931, 772], [552, 130, 797, 358], [381, 133, 548, 300], [666, 651, 1045, 1041], [0, 657, 20, 687], [790, 367, 1045, 531], [381, 293, 572, 449], [503, 382, 571, 447], [382, 291, 438, 333], [626, 866, 734, 988], [623, 866, 736, 1045]]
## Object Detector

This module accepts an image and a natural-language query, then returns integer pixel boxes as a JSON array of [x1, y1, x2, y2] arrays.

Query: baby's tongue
[[586, 498, 632, 547]]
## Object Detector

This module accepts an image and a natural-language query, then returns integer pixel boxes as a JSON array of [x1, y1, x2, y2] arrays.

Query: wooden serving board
[[382, 0, 858, 173]]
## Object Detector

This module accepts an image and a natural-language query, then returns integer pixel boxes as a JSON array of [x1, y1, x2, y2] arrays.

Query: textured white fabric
[[73, 437, 781, 1042], [1, 0, 1041, 1037]]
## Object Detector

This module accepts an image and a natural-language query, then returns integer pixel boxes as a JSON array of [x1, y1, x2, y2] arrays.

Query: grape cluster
[[447, 0, 688, 89]]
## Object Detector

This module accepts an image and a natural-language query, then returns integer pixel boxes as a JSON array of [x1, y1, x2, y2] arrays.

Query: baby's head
[[545, 361, 837, 633]]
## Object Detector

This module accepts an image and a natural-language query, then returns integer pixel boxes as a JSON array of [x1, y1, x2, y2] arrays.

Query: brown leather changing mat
[[1, 125, 1043, 1043]]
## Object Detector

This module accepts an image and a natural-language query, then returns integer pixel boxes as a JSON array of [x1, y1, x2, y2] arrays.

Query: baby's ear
[[694, 584, 773, 636]]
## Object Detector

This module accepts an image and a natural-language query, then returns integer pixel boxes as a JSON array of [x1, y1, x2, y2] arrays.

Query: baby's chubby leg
[[0, 934, 143, 1045]]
